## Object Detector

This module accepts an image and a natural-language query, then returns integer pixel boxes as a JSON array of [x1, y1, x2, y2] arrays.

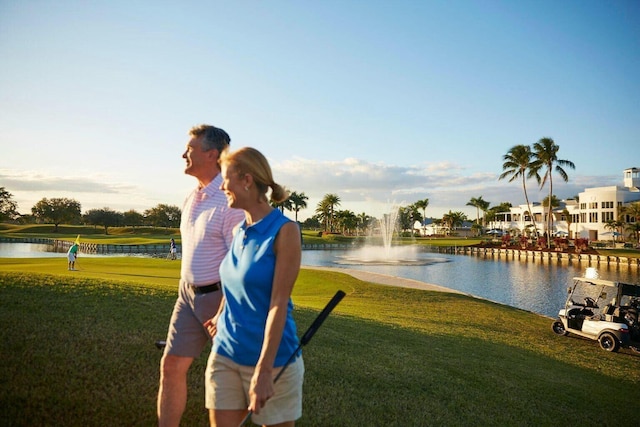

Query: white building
[[488, 167, 640, 241]]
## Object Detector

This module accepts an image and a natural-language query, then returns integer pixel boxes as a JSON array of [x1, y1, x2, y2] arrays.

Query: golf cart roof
[[572, 277, 639, 289], [572, 277, 621, 288]]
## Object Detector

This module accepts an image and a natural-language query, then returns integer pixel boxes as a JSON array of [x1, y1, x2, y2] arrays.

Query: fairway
[[1, 257, 639, 426]]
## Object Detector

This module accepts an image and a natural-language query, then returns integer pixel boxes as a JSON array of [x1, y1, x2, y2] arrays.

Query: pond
[[1, 243, 638, 317], [301, 248, 639, 318]]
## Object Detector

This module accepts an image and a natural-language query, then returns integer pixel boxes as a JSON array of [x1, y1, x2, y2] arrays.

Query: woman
[[205, 147, 303, 427]]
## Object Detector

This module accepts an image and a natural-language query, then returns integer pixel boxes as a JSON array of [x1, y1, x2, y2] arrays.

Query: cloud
[[271, 157, 624, 219], [1, 160, 624, 220], [0, 169, 136, 194]]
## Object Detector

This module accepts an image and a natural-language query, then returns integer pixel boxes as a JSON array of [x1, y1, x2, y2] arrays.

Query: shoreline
[[302, 265, 466, 295]]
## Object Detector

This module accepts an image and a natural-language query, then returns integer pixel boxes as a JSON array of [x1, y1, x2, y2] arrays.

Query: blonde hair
[[220, 147, 289, 203]]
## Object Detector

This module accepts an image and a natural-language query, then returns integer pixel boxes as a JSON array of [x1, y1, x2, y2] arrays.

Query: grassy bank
[[1, 258, 639, 426]]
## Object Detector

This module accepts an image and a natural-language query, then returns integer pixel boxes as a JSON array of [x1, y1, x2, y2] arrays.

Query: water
[[2, 242, 638, 317], [302, 248, 639, 318], [0, 243, 172, 259]]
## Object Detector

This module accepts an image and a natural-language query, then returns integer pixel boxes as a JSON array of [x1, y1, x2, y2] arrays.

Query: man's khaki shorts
[[205, 352, 304, 425]]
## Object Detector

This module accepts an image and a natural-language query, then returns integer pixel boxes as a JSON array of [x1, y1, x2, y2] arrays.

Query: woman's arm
[[248, 221, 301, 414]]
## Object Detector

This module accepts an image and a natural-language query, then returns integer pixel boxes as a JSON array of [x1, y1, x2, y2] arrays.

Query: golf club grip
[[300, 290, 345, 345]]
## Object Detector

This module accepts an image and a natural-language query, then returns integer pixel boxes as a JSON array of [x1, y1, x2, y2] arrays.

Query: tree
[[485, 202, 512, 224], [562, 208, 573, 239], [542, 194, 560, 235], [83, 208, 123, 234], [466, 196, 490, 233], [31, 197, 82, 232], [414, 198, 429, 236], [302, 215, 322, 230], [335, 210, 357, 235], [122, 209, 144, 228], [531, 138, 575, 248], [316, 194, 341, 232], [398, 205, 419, 235], [144, 204, 181, 228], [499, 145, 538, 233], [0, 187, 19, 222], [619, 201, 640, 243], [356, 212, 372, 236], [604, 219, 623, 245], [288, 191, 308, 222], [271, 196, 293, 214], [442, 210, 467, 235]]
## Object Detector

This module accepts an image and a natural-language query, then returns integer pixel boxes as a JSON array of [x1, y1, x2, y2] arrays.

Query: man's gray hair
[[189, 124, 231, 152]]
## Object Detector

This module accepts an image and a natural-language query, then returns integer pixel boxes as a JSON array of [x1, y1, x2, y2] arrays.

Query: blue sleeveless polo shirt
[[213, 209, 300, 366]]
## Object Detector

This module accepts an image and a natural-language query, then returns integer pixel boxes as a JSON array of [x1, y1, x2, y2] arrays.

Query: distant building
[[487, 167, 640, 241]]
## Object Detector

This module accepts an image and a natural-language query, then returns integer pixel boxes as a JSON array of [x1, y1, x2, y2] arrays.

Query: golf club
[[239, 290, 346, 426]]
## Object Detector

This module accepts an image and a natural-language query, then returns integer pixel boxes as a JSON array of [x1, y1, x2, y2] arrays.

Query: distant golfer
[[170, 238, 177, 260], [67, 242, 79, 271]]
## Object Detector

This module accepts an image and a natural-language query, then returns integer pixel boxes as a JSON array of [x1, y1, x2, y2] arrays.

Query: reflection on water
[[302, 248, 639, 318], [0, 243, 170, 259]]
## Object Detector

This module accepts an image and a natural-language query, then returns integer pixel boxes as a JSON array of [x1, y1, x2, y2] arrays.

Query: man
[[157, 124, 244, 427]]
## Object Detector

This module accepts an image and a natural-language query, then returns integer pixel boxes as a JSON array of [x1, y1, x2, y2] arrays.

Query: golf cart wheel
[[552, 320, 568, 336], [598, 332, 620, 352]]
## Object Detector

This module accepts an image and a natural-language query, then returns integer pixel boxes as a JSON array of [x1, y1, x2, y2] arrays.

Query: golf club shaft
[[238, 290, 346, 426]]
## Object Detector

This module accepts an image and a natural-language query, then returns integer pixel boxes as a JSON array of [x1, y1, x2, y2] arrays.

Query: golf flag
[[75, 235, 80, 246]]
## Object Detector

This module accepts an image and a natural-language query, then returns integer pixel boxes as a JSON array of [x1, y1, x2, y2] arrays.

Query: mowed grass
[[1, 257, 639, 426]]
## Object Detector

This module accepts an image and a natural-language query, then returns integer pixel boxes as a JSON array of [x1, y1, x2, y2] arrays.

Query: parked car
[[552, 275, 640, 352]]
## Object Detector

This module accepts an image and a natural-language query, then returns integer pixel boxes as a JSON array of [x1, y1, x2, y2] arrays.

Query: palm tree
[[562, 207, 573, 239], [288, 191, 308, 222], [542, 194, 560, 236], [531, 138, 575, 248], [356, 212, 372, 236], [271, 197, 293, 214], [315, 199, 331, 232], [442, 210, 467, 235], [414, 198, 429, 236], [317, 193, 341, 232], [620, 201, 640, 244], [604, 219, 623, 245], [335, 210, 357, 235], [466, 196, 490, 233], [499, 145, 538, 234]]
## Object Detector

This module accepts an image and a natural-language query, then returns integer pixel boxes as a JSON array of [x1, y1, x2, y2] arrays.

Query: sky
[[1, 0, 638, 222]]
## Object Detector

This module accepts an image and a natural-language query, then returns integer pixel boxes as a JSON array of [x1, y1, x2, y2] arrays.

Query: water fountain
[[334, 205, 449, 266]]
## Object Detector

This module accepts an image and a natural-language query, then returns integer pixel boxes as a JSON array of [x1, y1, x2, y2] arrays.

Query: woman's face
[[220, 163, 246, 209]]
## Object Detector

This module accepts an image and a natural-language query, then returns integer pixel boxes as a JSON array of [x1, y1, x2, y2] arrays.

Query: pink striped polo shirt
[[179, 174, 244, 286]]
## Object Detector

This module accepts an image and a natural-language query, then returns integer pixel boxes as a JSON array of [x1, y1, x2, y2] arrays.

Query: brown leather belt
[[189, 281, 221, 294]]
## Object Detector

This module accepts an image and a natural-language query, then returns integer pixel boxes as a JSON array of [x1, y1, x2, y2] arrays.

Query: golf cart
[[551, 272, 640, 353]]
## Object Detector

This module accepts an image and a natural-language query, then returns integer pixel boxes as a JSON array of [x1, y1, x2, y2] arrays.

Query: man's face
[[182, 135, 215, 178]]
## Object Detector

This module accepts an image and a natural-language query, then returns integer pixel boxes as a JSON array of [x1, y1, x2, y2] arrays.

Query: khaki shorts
[[205, 352, 304, 425]]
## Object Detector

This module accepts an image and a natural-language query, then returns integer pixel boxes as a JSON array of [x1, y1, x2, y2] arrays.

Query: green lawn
[[1, 257, 639, 426]]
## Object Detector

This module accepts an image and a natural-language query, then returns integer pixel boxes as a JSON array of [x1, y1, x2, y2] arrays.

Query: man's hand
[[203, 316, 218, 338]]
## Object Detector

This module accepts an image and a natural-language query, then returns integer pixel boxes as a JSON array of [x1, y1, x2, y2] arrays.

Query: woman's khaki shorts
[[205, 352, 304, 425]]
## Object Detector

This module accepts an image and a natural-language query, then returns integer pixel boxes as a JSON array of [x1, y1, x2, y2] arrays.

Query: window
[[580, 213, 587, 223], [602, 201, 613, 209], [580, 203, 587, 210], [572, 214, 580, 223], [589, 212, 598, 223], [602, 211, 614, 222], [589, 202, 598, 209]]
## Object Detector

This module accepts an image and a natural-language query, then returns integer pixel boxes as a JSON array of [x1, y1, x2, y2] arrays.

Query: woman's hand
[[248, 369, 274, 415]]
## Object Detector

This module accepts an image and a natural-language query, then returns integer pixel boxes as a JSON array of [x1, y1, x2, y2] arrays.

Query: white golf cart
[[551, 273, 640, 353]]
